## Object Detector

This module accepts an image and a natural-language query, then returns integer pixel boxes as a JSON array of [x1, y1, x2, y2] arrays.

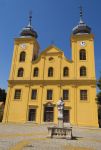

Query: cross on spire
[[79, 6, 84, 24], [80, 6, 83, 18], [28, 11, 32, 27]]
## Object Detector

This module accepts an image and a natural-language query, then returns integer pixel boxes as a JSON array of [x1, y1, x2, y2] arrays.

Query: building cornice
[[71, 33, 94, 40], [8, 79, 96, 86]]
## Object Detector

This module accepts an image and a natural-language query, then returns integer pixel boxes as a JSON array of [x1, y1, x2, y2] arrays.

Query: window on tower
[[14, 89, 21, 99], [80, 49, 86, 60], [63, 67, 69, 77], [19, 51, 26, 62], [80, 66, 86, 76], [17, 68, 24, 77], [33, 67, 39, 77], [80, 90, 87, 100], [48, 67, 53, 77]]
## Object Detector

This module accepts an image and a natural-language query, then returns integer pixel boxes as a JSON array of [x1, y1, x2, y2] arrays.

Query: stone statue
[[48, 97, 72, 139], [57, 97, 64, 119]]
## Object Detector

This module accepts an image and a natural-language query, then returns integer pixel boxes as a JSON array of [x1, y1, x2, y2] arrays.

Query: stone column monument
[[48, 97, 72, 139], [57, 97, 64, 128]]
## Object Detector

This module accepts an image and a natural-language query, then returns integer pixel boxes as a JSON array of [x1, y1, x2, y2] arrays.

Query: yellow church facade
[[3, 10, 98, 127]]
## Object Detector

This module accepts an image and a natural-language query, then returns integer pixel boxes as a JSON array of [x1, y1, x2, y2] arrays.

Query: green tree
[[97, 76, 101, 105], [0, 88, 6, 103], [0, 88, 6, 122], [97, 75, 101, 127]]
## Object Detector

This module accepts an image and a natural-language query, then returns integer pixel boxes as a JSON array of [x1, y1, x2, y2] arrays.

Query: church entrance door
[[28, 109, 36, 121], [44, 106, 54, 122]]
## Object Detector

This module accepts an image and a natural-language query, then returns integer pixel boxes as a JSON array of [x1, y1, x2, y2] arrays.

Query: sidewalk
[[0, 123, 100, 150]]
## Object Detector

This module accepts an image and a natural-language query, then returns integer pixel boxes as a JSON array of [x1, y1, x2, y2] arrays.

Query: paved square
[[0, 123, 101, 150]]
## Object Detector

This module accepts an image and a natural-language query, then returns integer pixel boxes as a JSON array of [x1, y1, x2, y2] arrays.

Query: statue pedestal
[[48, 118, 72, 140], [58, 117, 64, 128], [48, 126, 72, 140], [48, 98, 72, 140]]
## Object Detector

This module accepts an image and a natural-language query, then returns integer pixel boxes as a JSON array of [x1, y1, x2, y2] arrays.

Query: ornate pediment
[[42, 45, 63, 55], [44, 102, 56, 107]]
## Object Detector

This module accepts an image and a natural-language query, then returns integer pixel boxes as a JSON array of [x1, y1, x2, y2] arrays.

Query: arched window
[[80, 49, 86, 60], [19, 51, 26, 62], [33, 67, 39, 77], [17, 68, 24, 77], [80, 66, 86, 76], [48, 67, 53, 77], [63, 67, 69, 77]]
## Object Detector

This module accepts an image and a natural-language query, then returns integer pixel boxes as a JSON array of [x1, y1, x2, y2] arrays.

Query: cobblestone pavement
[[0, 123, 100, 150]]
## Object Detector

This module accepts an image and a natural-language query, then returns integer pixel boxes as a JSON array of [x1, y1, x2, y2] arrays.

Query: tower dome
[[20, 13, 38, 38], [72, 7, 91, 35]]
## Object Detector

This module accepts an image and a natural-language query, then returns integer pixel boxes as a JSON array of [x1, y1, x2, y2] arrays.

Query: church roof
[[72, 7, 91, 35], [20, 13, 38, 38]]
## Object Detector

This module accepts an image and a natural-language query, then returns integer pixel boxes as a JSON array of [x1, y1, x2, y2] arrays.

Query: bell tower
[[3, 14, 40, 123], [9, 13, 40, 81], [71, 7, 95, 79], [70, 7, 98, 127]]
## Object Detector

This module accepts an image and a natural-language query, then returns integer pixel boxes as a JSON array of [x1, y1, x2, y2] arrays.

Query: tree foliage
[[97, 76, 101, 89], [97, 76, 101, 105], [0, 88, 6, 103]]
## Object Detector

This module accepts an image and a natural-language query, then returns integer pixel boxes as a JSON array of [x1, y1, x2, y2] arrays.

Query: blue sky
[[0, 0, 101, 90]]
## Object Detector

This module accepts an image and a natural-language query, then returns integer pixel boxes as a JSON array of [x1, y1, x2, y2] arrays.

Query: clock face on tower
[[80, 41, 86, 47], [20, 43, 27, 49]]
